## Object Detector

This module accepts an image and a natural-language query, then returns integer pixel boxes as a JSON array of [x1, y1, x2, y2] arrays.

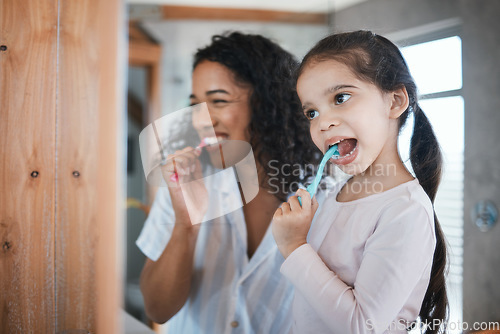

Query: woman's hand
[[160, 146, 208, 228], [272, 189, 319, 259], [141, 147, 207, 323]]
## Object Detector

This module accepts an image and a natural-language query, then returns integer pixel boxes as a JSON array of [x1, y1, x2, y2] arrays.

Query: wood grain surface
[[94, 0, 124, 332], [1, 0, 124, 332], [161, 5, 327, 24], [55, 0, 99, 331], [0, 1, 58, 332]]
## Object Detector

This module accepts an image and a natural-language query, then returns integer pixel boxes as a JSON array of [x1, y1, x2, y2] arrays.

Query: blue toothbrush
[[298, 144, 340, 206]]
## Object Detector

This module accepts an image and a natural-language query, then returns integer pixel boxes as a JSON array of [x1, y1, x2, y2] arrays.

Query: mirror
[[122, 1, 500, 332], [123, 2, 330, 330]]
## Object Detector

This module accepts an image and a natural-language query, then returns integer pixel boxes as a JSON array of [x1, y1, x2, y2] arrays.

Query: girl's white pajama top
[[281, 179, 436, 334]]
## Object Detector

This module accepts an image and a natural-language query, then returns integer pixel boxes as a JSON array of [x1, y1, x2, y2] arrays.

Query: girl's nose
[[319, 112, 340, 131]]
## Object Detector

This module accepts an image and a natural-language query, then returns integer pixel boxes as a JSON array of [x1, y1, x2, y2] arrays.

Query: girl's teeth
[[329, 138, 345, 149], [329, 139, 357, 158], [344, 146, 357, 157]]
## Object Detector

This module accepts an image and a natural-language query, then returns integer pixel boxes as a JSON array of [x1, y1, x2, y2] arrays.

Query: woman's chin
[[208, 151, 225, 169]]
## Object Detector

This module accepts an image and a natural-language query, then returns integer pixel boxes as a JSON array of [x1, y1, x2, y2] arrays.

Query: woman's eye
[[335, 93, 351, 105], [305, 110, 319, 120], [212, 99, 228, 105]]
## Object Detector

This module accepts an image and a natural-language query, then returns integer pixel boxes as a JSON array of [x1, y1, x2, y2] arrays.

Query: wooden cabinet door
[[0, 0, 124, 332]]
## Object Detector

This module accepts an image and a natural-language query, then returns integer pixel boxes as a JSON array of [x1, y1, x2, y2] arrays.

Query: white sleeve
[[281, 199, 436, 333], [136, 187, 175, 261]]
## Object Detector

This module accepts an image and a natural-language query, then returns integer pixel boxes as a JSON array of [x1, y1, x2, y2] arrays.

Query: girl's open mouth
[[329, 138, 358, 165]]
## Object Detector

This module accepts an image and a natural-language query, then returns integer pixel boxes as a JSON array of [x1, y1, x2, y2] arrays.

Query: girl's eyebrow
[[325, 84, 358, 95], [302, 102, 313, 111], [301, 84, 359, 110]]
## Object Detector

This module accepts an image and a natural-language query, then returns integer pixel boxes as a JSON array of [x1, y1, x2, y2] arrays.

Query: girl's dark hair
[[194, 31, 319, 201], [299, 30, 448, 333]]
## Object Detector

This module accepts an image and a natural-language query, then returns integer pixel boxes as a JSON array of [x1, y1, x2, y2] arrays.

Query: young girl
[[272, 31, 448, 334]]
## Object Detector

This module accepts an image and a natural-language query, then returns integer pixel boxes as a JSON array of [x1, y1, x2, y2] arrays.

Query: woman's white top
[[137, 168, 294, 334], [281, 178, 436, 334]]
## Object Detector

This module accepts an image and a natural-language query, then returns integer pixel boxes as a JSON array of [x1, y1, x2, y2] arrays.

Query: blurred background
[[123, 0, 500, 333]]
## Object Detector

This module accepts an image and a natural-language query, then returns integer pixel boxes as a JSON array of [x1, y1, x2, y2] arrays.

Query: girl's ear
[[389, 86, 409, 119]]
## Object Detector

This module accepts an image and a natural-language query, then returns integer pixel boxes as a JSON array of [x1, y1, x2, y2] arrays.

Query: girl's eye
[[305, 110, 319, 120], [335, 93, 351, 105]]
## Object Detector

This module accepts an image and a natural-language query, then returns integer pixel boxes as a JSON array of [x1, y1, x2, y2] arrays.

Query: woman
[[137, 32, 318, 333]]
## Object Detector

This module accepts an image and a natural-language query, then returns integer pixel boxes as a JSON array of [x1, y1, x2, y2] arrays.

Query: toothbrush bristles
[[200, 137, 218, 147]]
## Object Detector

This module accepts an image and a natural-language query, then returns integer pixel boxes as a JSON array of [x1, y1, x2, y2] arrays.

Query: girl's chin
[[337, 165, 360, 176], [336, 162, 369, 176]]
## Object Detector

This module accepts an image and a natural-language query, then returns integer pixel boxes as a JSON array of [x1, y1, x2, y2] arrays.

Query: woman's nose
[[192, 106, 217, 130]]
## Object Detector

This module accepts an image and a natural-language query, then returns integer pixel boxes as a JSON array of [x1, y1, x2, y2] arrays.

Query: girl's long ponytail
[[411, 105, 449, 333], [410, 105, 442, 202]]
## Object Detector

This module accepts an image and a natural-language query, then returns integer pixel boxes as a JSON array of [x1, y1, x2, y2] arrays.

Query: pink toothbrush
[[168, 137, 219, 182]]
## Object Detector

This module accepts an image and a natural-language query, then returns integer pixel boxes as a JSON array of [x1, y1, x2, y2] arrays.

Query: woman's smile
[[190, 60, 252, 163]]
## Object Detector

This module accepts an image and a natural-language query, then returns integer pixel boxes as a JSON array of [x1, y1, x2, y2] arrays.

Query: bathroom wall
[[330, 0, 500, 324], [139, 19, 329, 115]]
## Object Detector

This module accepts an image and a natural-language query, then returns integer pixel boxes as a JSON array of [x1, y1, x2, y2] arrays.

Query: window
[[398, 33, 464, 332]]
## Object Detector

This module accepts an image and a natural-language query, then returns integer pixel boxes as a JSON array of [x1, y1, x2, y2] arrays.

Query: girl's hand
[[272, 189, 319, 259], [160, 146, 208, 228]]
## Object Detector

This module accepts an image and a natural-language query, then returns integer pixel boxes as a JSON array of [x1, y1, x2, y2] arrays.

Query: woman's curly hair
[[193, 31, 320, 201]]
